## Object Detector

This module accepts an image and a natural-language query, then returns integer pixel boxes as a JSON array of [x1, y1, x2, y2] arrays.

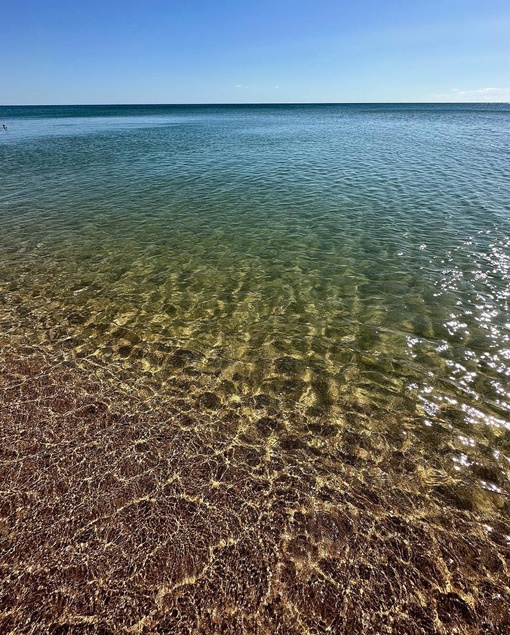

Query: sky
[[1, 0, 509, 104]]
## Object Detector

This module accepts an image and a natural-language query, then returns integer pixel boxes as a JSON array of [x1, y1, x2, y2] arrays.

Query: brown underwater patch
[[0, 345, 509, 635]]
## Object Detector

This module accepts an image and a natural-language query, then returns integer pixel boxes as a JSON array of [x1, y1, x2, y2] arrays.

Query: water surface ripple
[[1, 104, 509, 633]]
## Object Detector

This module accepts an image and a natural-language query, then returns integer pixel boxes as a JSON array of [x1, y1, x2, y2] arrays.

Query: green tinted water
[[1, 104, 510, 632], [2, 106, 509, 428]]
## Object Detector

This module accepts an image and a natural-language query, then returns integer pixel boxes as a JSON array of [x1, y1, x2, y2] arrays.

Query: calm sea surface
[[1, 105, 510, 630], [2, 104, 510, 449], [2, 104, 510, 423]]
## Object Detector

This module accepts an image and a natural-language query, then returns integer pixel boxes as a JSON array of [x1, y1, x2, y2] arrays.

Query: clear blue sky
[[2, 0, 509, 104]]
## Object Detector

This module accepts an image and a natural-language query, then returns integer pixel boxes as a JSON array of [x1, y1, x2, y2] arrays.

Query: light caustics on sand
[[0, 104, 509, 634]]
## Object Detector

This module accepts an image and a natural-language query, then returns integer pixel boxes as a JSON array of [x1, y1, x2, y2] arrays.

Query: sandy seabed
[[1, 341, 509, 635]]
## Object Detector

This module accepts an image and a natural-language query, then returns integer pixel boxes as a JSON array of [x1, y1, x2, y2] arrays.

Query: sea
[[1, 104, 509, 632]]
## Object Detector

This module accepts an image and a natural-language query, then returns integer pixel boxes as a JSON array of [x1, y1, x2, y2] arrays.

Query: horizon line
[[2, 101, 509, 108]]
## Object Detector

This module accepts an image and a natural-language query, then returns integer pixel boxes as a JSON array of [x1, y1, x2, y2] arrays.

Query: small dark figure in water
[[2, 124, 6, 131]]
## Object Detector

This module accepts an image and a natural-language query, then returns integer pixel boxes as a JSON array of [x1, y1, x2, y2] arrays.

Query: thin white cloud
[[431, 87, 510, 102]]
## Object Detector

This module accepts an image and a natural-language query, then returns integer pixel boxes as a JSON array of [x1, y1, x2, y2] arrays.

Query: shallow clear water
[[2, 105, 510, 426], [1, 104, 510, 632]]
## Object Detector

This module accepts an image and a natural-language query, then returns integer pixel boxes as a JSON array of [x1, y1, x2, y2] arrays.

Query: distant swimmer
[[2, 124, 6, 131]]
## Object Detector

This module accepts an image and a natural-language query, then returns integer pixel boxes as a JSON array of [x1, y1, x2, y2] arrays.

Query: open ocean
[[1, 104, 509, 633]]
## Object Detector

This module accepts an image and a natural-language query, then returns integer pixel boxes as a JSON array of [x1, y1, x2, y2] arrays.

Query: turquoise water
[[2, 104, 510, 632], [2, 105, 510, 491], [2, 105, 510, 427]]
